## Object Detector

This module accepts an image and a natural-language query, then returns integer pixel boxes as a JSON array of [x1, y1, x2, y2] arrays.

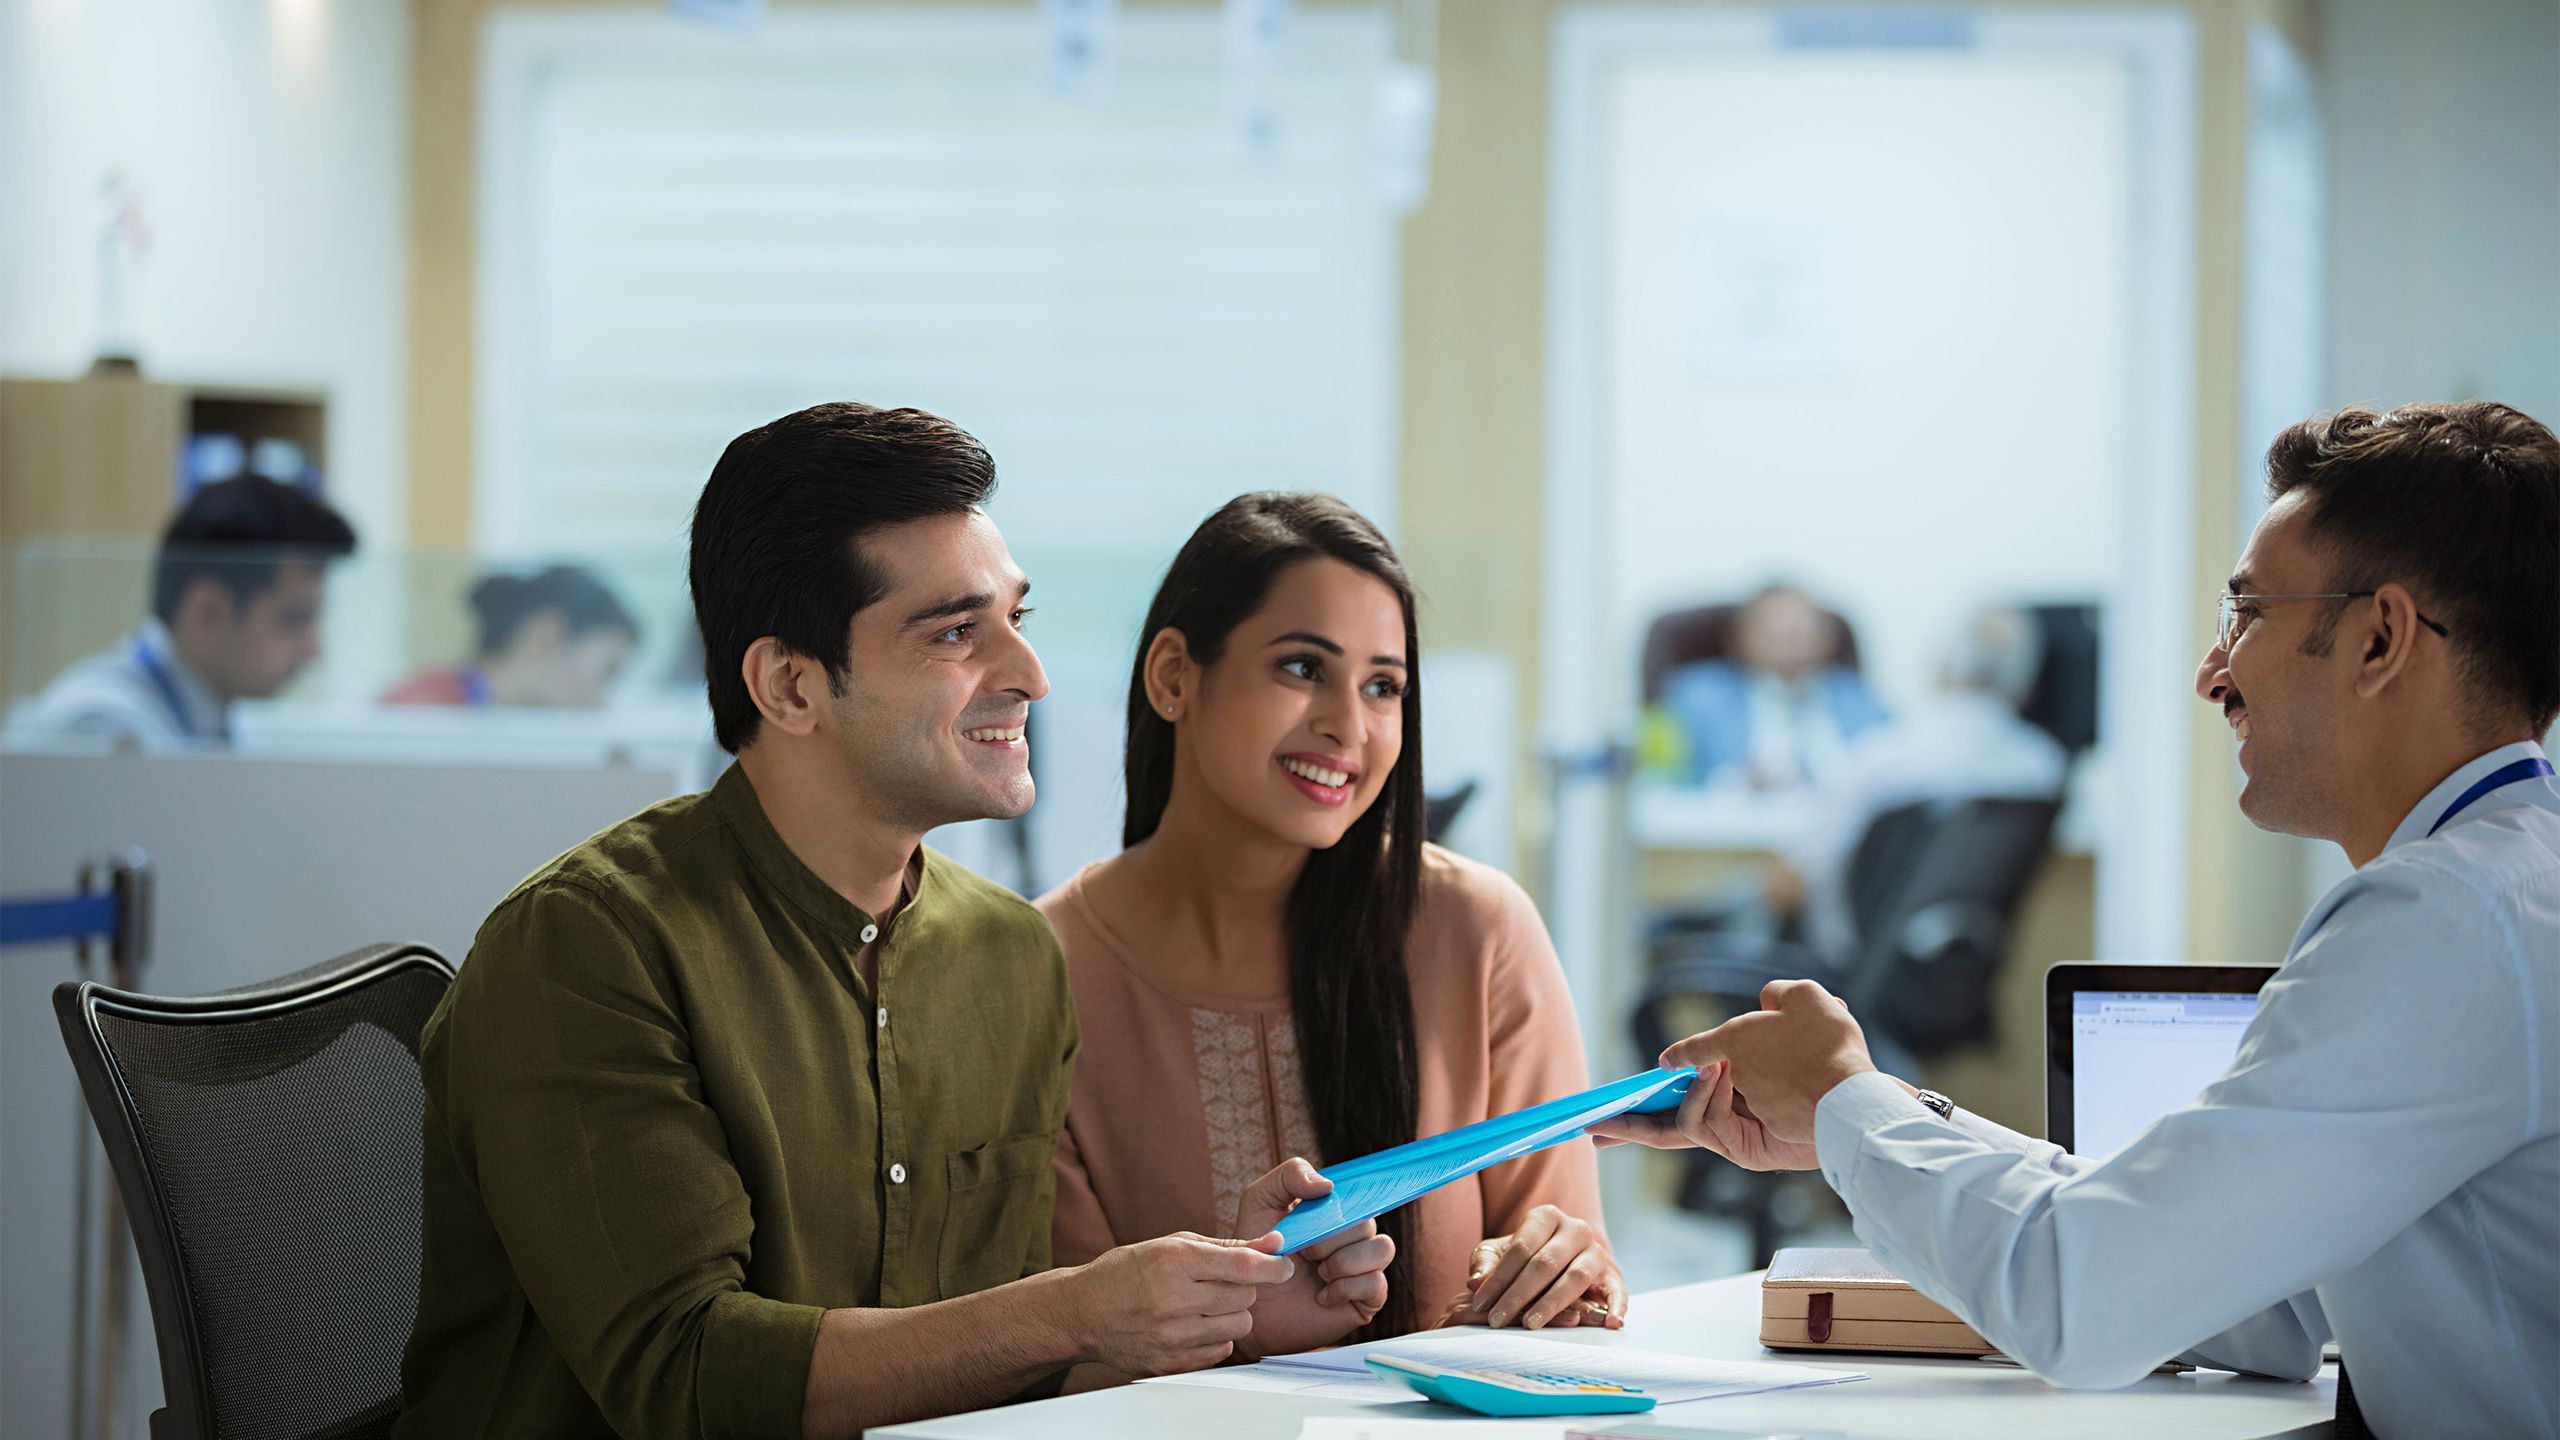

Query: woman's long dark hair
[[1123, 492, 1426, 1336]]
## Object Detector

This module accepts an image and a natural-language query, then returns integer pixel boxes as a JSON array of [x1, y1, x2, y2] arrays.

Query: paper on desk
[[1137, 1364, 1419, 1405], [1298, 1420, 1573, 1439], [1263, 1331, 1865, 1406], [1273, 1069, 1694, 1254]]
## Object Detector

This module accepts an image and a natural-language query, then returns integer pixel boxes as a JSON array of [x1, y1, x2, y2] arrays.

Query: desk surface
[[877, 1272, 2335, 1439]]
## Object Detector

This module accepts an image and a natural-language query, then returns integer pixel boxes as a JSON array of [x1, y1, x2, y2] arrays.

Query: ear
[[2353, 583, 2425, 700], [1142, 627, 1197, 722], [742, 636, 829, 738], [174, 577, 235, 635]]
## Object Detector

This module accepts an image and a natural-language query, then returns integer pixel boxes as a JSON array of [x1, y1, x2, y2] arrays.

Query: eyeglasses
[[2216, 592, 2452, 649]]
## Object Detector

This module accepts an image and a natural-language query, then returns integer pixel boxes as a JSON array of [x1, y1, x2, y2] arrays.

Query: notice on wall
[[1687, 216, 1852, 378]]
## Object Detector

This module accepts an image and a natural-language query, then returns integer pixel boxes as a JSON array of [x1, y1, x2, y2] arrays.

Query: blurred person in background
[[1658, 583, 1887, 789], [1771, 604, 2068, 960], [5, 475, 356, 748], [1041, 492, 1621, 1376], [385, 563, 639, 709]]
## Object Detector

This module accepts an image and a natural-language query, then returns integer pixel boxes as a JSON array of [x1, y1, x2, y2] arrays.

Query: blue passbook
[[1270, 1067, 1695, 1254]]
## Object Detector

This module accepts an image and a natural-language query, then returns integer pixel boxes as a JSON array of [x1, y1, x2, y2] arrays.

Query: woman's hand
[[1231, 1159, 1393, 1357], [1432, 1205, 1625, 1331]]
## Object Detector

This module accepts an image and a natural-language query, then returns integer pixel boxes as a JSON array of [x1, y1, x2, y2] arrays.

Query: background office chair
[[1636, 600, 1864, 706], [54, 942, 455, 1440], [1632, 796, 2059, 1261]]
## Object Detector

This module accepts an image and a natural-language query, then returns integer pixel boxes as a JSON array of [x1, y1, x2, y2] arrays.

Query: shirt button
[[861, 923, 880, 944], [889, 1162, 907, 1185], [877, 1006, 888, 1029]]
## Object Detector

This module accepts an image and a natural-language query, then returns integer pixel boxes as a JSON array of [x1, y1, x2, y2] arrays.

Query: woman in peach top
[[1038, 492, 1620, 1363]]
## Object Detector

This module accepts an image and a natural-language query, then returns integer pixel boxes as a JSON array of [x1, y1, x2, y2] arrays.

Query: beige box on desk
[[1761, 1247, 1999, 1357]]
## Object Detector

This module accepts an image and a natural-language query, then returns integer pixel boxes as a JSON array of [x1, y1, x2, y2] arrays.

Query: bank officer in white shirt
[[8, 476, 356, 749], [1594, 401, 2560, 1440]]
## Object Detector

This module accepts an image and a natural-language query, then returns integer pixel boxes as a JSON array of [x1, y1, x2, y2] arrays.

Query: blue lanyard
[[129, 636, 198, 734], [461, 666, 491, 708], [2428, 757, 2558, 836]]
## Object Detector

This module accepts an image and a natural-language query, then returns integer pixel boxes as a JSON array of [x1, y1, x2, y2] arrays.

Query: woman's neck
[[1103, 772, 1309, 996]]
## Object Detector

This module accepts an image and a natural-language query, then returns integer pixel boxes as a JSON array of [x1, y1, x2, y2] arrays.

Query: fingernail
[[1526, 1314, 1545, 1330]]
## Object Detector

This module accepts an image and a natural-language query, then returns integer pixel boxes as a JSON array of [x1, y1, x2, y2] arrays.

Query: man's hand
[[1231, 1158, 1393, 1356], [1585, 979, 1878, 1165], [1432, 1204, 1625, 1331], [1062, 1232, 1297, 1377], [1586, 1058, 1821, 1171]]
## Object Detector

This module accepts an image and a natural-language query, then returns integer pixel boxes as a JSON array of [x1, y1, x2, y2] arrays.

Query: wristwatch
[[1913, 1087, 1956, 1122]]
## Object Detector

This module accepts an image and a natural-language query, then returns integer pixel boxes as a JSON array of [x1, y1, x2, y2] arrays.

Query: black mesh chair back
[[54, 943, 455, 1440], [1840, 800, 1941, 943], [1845, 797, 2060, 1057]]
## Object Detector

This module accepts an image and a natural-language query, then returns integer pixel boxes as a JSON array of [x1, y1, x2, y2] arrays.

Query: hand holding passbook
[[1587, 978, 1877, 1168]]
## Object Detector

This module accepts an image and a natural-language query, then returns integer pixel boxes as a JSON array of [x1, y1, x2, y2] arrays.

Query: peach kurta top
[[1037, 844, 1607, 1324]]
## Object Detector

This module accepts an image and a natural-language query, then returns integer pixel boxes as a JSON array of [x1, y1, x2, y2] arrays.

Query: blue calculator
[[1364, 1354, 1658, 1417]]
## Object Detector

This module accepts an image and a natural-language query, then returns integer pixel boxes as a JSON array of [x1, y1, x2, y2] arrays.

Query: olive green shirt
[[398, 765, 1076, 1440]]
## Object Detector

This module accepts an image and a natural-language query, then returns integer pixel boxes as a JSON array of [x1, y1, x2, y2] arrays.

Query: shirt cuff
[[1814, 1070, 1932, 1198], [696, 1291, 828, 1440]]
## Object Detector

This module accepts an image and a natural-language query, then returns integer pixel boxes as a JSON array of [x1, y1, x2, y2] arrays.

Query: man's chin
[[959, 769, 1036, 823], [2235, 772, 2317, 839]]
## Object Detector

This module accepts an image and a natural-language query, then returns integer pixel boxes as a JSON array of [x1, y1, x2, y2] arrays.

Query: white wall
[[0, 0, 412, 547], [2323, 0, 2560, 422], [1598, 53, 2132, 714]]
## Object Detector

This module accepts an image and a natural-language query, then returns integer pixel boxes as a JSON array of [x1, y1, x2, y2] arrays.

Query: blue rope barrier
[[0, 892, 121, 946]]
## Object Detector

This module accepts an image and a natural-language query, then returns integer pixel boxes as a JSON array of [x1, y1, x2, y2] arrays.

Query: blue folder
[[1270, 1067, 1695, 1254]]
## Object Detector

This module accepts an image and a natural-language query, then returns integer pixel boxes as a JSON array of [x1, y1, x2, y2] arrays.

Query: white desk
[[876, 1272, 2335, 1439]]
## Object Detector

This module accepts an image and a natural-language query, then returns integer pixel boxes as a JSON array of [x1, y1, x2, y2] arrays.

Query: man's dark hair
[[2267, 401, 2560, 735], [689, 402, 997, 752], [151, 477, 359, 624]]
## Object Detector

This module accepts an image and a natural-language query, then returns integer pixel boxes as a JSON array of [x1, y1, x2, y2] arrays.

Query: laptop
[[2045, 963, 2278, 1158]]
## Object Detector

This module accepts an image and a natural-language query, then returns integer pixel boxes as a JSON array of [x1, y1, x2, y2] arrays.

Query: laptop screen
[[2069, 992, 2258, 1159], [2045, 964, 2277, 1156]]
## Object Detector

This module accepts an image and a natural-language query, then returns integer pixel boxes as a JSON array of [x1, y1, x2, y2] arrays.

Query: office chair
[[1632, 796, 2059, 1261], [54, 942, 455, 1440], [1636, 600, 1865, 706]]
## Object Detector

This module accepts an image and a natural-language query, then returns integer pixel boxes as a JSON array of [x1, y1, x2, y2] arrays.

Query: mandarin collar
[[710, 763, 934, 941]]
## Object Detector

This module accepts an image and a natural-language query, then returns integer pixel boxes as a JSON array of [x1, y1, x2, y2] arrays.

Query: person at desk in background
[[1768, 605, 2067, 961], [7, 475, 355, 748], [1040, 492, 1621, 1378], [1656, 583, 1887, 789], [384, 563, 639, 708], [1595, 402, 2560, 1440], [399, 404, 1382, 1440]]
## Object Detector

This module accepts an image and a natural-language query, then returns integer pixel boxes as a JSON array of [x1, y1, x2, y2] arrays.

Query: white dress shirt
[[4, 620, 231, 749], [1815, 741, 2560, 1439]]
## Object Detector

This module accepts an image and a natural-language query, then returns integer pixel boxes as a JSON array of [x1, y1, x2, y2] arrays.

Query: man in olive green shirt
[[399, 403, 1393, 1439]]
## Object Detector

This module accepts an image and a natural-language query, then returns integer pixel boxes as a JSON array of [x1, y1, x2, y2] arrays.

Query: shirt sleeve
[[1813, 857, 2524, 1389], [1471, 873, 1610, 1249], [1046, 1120, 1119, 1267], [435, 880, 826, 1440], [1929, 1104, 2325, 1377]]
